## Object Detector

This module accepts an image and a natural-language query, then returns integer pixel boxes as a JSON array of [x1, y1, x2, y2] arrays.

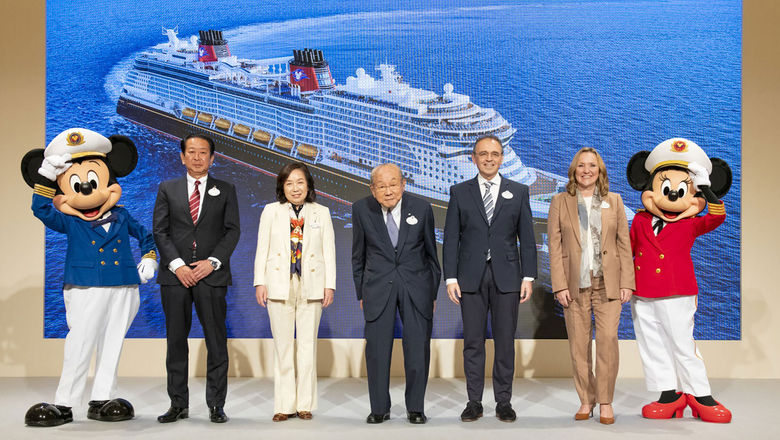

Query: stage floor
[[0, 377, 772, 439]]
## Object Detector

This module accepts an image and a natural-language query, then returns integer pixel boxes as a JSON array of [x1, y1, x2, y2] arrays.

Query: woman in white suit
[[254, 162, 336, 421]]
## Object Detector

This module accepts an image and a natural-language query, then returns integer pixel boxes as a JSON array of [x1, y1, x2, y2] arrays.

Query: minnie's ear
[[626, 151, 651, 191], [20, 149, 56, 188], [107, 135, 138, 177], [709, 158, 732, 198]]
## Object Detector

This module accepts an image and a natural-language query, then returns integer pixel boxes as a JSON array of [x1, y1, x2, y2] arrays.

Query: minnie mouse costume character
[[626, 138, 733, 423], [20, 128, 158, 427]]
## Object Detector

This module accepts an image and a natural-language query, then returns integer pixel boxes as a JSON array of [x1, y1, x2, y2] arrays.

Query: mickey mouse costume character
[[626, 138, 733, 423], [20, 128, 158, 426]]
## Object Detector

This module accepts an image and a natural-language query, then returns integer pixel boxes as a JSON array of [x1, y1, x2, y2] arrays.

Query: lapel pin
[[208, 186, 220, 196], [501, 190, 513, 199], [601, 201, 610, 209], [406, 214, 418, 225]]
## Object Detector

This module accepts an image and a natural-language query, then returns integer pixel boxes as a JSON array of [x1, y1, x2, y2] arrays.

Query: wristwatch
[[210, 260, 218, 270]]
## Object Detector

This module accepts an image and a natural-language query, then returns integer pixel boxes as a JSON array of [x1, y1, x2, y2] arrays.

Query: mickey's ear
[[107, 135, 138, 177], [709, 158, 732, 198], [20, 149, 56, 188], [626, 151, 651, 191]]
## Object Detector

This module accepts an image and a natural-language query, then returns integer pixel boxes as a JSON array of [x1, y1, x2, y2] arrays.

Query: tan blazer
[[547, 191, 635, 300], [253, 201, 336, 300]]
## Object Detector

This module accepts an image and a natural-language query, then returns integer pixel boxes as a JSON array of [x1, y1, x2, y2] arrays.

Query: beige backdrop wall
[[1, 0, 777, 379]]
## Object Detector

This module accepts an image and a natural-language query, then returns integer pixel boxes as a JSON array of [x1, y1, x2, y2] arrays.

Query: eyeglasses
[[372, 182, 401, 192]]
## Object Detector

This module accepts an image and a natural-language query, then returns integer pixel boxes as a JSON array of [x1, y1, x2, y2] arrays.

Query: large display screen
[[44, 0, 741, 339]]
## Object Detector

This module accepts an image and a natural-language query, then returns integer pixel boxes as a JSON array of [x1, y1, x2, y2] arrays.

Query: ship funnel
[[198, 29, 231, 62]]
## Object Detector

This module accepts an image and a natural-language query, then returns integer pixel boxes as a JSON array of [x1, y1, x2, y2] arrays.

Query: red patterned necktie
[[190, 180, 201, 223]]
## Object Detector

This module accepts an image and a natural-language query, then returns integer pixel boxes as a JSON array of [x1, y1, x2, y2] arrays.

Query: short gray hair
[[369, 163, 403, 186], [472, 134, 503, 154]]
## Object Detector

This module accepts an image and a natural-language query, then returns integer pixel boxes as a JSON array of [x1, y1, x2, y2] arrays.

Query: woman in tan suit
[[548, 147, 634, 424], [254, 162, 336, 421]]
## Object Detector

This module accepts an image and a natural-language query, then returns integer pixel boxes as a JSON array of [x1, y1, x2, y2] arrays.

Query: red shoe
[[641, 392, 687, 419], [686, 394, 732, 423]]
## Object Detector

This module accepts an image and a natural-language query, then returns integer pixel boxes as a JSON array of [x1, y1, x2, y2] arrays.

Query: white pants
[[267, 276, 323, 413], [54, 285, 140, 407], [631, 295, 711, 396]]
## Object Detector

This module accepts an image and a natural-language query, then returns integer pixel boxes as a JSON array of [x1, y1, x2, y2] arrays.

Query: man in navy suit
[[352, 163, 441, 425], [153, 134, 240, 424], [443, 135, 537, 422]]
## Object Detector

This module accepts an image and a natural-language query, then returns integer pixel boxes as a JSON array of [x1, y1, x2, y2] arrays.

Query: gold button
[[310, 254, 315, 258], [639, 251, 643, 257], [100, 261, 106, 265], [99, 248, 104, 252], [91, 240, 96, 245], [115, 261, 119, 265], [117, 239, 121, 243], [277, 253, 281, 256], [113, 248, 118, 253], [636, 265, 640, 270], [311, 269, 315, 272], [656, 268, 661, 274], [659, 254, 665, 259]]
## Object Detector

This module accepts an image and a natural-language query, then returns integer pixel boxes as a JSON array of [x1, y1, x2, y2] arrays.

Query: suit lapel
[[600, 195, 610, 245], [367, 198, 395, 255], [642, 213, 665, 252], [198, 175, 214, 225], [301, 203, 311, 257], [565, 193, 581, 246], [491, 176, 510, 223], [178, 177, 194, 226], [395, 195, 411, 256], [467, 177, 489, 225]]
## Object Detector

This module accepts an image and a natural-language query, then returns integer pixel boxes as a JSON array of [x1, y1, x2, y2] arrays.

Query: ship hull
[[117, 97, 548, 239]]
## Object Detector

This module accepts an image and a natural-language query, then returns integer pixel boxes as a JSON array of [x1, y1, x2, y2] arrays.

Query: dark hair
[[472, 134, 503, 154], [276, 162, 316, 203], [180, 134, 215, 155]]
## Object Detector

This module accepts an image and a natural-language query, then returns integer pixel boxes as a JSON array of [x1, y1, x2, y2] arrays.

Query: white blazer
[[253, 201, 336, 300]]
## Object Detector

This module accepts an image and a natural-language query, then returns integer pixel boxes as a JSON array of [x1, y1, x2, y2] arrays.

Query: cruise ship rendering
[[116, 28, 567, 236]]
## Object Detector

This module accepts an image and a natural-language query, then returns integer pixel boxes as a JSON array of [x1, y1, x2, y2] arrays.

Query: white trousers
[[267, 276, 323, 413], [631, 295, 711, 396], [54, 285, 140, 407]]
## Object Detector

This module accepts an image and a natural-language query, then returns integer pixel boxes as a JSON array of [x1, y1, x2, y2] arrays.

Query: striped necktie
[[483, 181, 495, 224], [190, 180, 201, 223]]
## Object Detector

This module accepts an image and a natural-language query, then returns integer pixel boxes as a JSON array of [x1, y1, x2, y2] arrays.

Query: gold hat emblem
[[66, 131, 85, 146], [671, 140, 688, 153]]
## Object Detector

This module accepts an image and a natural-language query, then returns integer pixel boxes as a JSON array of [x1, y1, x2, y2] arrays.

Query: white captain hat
[[44, 128, 112, 160], [645, 137, 712, 174]]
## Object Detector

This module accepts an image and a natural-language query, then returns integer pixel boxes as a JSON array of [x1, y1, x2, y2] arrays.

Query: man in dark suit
[[443, 135, 537, 422], [352, 163, 441, 425], [153, 134, 240, 423]]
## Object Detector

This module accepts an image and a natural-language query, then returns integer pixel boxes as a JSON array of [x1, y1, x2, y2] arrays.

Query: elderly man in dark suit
[[153, 134, 240, 424], [443, 134, 537, 422], [352, 163, 441, 425]]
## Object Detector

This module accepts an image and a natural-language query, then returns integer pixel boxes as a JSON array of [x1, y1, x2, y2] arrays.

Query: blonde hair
[[565, 147, 609, 197]]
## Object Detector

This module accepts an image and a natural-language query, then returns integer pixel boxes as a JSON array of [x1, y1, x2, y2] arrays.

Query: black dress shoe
[[209, 406, 228, 423], [157, 406, 189, 423], [495, 401, 516, 422], [366, 412, 390, 424], [407, 411, 427, 424], [24, 403, 71, 427], [460, 400, 483, 422]]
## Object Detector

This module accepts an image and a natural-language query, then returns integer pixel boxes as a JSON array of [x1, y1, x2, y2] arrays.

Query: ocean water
[[43, 0, 741, 339]]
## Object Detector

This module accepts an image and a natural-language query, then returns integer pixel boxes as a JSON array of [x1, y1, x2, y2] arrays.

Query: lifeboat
[[182, 107, 196, 118], [197, 112, 213, 124], [297, 143, 318, 159], [275, 136, 293, 151], [215, 118, 231, 131], [233, 124, 250, 136], [252, 130, 271, 144]]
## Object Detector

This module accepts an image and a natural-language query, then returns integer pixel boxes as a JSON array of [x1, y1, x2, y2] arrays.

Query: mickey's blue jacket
[[32, 185, 156, 287]]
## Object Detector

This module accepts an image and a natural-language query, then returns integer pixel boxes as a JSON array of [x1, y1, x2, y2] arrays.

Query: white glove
[[688, 162, 711, 191], [38, 154, 73, 181], [137, 258, 159, 284]]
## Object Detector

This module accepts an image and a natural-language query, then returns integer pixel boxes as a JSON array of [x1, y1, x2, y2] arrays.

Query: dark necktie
[[386, 210, 398, 248], [653, 217, 664, 235]]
